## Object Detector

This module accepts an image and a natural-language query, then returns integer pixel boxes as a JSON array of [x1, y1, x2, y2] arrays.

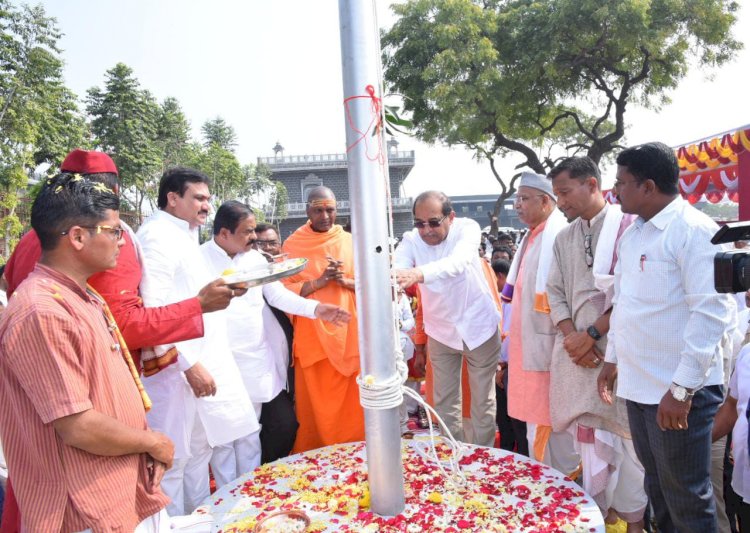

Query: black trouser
[[259, 389, 299, 464], [496, 382, 528, 456], [738, 500, 750, 533]]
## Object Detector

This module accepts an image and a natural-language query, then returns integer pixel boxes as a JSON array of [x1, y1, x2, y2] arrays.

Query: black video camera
[[713, 221, 750, 293]]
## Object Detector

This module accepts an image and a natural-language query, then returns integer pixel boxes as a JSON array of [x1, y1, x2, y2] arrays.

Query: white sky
[[27, 0, 750, 195]]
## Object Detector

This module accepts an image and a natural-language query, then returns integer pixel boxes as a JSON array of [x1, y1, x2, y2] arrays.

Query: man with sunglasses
[[546, 157, 645, 532], [394, 191, 501, 447]]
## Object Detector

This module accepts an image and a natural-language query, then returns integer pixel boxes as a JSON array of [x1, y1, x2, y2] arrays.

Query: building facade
[[450, 194, 523, 231], [259, 144, 415, 240]]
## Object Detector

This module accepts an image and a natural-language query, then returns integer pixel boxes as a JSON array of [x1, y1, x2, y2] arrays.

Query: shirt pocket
[[637, 260, 678, 302]]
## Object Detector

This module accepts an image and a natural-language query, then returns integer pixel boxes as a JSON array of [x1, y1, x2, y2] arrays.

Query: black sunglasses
[[414, 214, 448, 229]]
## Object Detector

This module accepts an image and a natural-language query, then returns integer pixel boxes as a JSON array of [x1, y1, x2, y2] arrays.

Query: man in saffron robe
[[281, 186, 364, 452]]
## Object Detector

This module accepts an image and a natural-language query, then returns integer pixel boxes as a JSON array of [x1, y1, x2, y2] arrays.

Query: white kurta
[[200, 240, 318, 403], [137, 210, 257, 458], [393, 217, 500, 351]]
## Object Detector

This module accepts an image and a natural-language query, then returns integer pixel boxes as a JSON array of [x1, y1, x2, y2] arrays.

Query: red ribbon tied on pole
[[343, 84, 384, 163]]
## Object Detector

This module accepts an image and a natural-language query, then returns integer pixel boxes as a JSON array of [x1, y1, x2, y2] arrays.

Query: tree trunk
[[489, 189, 515, 237]]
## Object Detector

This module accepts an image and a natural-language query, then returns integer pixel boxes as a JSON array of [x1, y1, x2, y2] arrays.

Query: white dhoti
[[527, 422, 580, 476], [77, 509, 171, 533], [574, 426, 647, 523]]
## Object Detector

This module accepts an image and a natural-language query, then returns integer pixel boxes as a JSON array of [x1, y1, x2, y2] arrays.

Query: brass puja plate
[[222, 258, 308, 289], [253, 509, 311, 533]]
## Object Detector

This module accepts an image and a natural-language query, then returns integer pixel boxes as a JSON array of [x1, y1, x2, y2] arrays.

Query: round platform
[[196, 439, 604, 532]]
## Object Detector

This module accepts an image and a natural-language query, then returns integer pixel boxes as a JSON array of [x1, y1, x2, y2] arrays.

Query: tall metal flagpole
[[338, 0, 406, 517]]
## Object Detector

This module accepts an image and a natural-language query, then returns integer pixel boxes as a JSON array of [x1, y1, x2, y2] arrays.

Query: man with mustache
[[598, 142, 736, 532], [137, 168, 256, 515], [394, 190, 501, 447], [0, 151, 234, 532], [0, 174, 173, 531], [546, 156, 645, 531], [201, 201, 351, 471], [503, 173, 579, 475], [253, 223, 283, 258]]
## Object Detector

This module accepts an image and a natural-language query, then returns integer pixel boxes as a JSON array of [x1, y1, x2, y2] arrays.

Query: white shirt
[[137, 210, 256, 456], [397, 293, 415, 361], [729, 346, 750, 502], [606, 197, 736, 404], [394, 217, 501, 350], [201, 240, 318, 403]]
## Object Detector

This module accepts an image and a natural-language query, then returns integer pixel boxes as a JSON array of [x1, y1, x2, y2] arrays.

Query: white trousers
[[77, 509, 170, 533], [210, 442, 237, 488], [527, 422, 580, 476], [575, 429, 647, 522], [162, 413, 212, 516], [222, 401, 261, 478]]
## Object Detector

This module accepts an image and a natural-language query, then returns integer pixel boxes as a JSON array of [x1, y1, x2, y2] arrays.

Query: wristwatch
[[669, 383, 695, 402], [586, 325, 602, 341]]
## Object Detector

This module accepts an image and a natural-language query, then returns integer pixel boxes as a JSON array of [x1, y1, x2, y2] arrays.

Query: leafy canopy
[[383, 0, 741, 209]]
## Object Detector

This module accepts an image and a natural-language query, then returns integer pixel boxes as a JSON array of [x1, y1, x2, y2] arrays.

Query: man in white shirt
[[394, 191, 501, 447], [137, 168, 258, 515], [598, 142, 737, 533], [201, 201, 350, 473], [713, 345, 750, 529]]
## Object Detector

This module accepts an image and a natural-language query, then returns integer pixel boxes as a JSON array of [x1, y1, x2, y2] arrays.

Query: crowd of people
[[0, 142, 747, 533]]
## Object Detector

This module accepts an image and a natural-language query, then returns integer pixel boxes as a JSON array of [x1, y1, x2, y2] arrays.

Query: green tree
[[383, 0, 741, 234], [201, 116, 237, 152], [241, 163, 287, 222], [184, 141, 243, 205], [0, 1, 86, 256], [86, 63, 162, 219], [157, 96, 191, 170]]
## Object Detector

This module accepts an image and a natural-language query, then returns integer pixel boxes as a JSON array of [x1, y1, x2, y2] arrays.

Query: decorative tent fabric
[[676, 128, 749, 205], [602, 127, 749, 205]]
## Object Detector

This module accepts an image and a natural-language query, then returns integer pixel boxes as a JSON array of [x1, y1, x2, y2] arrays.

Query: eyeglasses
[[254, 239, 280, 247], [414, 214, 448, 229], [613, 179, 640, 189], [61, 225, 124, 240], [584, 234, 593, 268], [514, 194, 545, 206]]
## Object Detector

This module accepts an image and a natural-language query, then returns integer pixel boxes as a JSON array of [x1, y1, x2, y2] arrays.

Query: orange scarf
[[88, 285, 152, 411], [282, 223, 359, 376]]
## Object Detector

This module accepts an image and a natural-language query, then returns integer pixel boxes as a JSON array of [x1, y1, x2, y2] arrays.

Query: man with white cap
[[394, 191, 501, 447], [502, 172, 579, 475]]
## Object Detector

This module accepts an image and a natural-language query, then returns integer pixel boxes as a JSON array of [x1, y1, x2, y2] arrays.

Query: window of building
[[476, 205, 483, 213], [461, 206, 468, 213], [301, 173, 322, 203]]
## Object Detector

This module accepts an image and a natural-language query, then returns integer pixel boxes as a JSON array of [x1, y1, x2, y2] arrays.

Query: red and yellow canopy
[[676, 127, 750, 204]]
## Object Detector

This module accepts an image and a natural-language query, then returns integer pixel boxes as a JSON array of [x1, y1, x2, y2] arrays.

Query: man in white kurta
[[394, 191, 501, 447], [202, 201, 351, 474], [137, 169, 257, 516]]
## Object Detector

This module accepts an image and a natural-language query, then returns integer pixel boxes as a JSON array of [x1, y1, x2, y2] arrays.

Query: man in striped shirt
[[0, 174, 174, 532]]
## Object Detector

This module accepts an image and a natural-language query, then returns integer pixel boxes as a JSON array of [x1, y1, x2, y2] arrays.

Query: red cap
[[60, 149, 119, 176]]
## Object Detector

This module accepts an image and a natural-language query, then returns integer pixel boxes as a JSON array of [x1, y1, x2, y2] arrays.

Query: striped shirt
[[0, 265, 168, 532]]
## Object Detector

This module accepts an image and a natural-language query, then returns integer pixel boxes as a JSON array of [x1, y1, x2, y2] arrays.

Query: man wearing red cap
[[0, 149, 236, 531]]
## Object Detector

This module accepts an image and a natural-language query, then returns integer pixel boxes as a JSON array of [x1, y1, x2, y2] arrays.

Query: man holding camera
[[598, 142, 736, 533]]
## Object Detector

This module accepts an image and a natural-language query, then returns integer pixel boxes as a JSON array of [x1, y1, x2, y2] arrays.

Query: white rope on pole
[[350, 70, 467, 488]]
